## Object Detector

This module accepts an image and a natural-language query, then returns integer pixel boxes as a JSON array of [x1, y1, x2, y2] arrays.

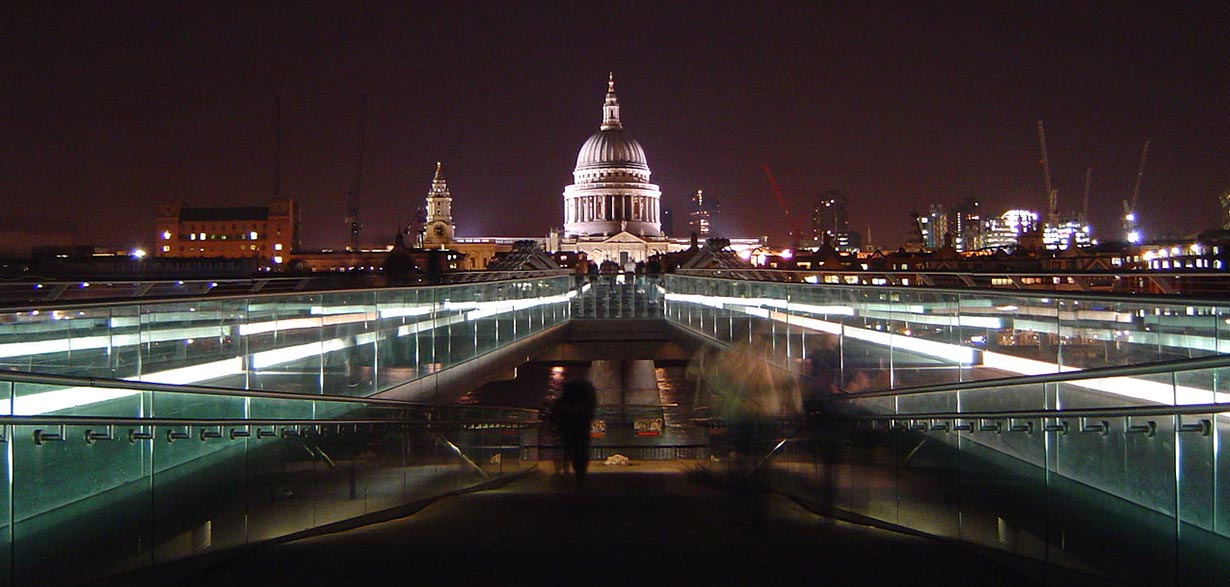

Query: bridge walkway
[[106, 462, 1085, 587]]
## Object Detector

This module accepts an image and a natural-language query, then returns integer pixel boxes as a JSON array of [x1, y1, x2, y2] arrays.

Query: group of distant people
[[543, 328, 884, 483]]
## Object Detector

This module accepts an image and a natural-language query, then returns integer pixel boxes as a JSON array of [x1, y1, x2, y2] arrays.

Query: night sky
[[4, 2, 1228, 250]]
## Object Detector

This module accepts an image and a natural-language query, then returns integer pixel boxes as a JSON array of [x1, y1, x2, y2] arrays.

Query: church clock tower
[[422, 161, 455, 246]]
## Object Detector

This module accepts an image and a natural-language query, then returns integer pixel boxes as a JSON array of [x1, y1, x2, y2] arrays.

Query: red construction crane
[[762, 164, 802, 247]]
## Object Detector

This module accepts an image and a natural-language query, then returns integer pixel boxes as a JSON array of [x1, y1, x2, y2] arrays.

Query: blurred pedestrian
[[807, 333, 841, 397], [721, 334, 802, 463], [551, 378, 597, 484]]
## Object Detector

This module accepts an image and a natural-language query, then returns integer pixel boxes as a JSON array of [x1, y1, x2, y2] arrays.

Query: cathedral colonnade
[[564, 193, 661, 225]]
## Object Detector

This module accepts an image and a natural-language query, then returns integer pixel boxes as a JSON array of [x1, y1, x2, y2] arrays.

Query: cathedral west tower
[[562, 74, 662, 238], [422, 161, 455, 246]]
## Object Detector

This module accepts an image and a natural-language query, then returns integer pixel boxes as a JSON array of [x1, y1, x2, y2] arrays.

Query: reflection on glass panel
[[152, 428, 247, 564], [1174, 368, 1218, 406], [0, 407, 9, 581], [1058, 372, 1175, 411], [246, 294, 323, 395], [1216, 411, 1230, 538], [890, 290, 964, 389], [12, 423, 152, 584], [315, 291, 378, 398], [152, 386, 237, 426], [14, 381, 144, 418]]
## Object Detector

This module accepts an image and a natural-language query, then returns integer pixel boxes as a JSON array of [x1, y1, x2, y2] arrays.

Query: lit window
[[250, 231, 258, 240], [274, 243, 283, 251], [162, 245, 170, 252], [162, 230, 172, 240], [199, 232, 206, 240], [189, 234, 196, 241], [273, 256, 283, 264]]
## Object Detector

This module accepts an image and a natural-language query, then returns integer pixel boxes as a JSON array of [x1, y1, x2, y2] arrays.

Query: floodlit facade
[[562, 74, 663, 238], [155, 197, 299, 265], [422, 162, 456, 247], [982, 209, 1039, 249], [554, 75, 677, 268]]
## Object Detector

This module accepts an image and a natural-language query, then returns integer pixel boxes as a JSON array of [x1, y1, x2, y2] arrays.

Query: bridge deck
[[101, 462, 1101, 587]]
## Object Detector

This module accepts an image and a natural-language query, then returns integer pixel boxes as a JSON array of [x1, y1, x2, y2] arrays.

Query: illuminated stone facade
[[563, 74, 663, 239], [555, 75, 675, 267], [422, 162, 456, 247], [155, 197, 299, 266]]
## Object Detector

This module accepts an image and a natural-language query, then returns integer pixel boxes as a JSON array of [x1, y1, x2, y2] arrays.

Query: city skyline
[[4, 3, 1228, 251]]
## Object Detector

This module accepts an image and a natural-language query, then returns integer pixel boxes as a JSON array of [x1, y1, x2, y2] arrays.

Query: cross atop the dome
[[601, 73, 622, 131]]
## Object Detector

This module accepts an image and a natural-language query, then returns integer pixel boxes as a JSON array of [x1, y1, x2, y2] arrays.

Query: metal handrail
[[0, 415, 540, 427], [813, 353, 1230, 401], [670, 269, 1230, 305], [809, 401, 1230, 422], [0, 270, 571, 312], [0, 369, 542, 416]]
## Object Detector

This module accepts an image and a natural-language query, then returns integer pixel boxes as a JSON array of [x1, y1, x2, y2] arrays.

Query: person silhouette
[[551, 378, 597, 484]]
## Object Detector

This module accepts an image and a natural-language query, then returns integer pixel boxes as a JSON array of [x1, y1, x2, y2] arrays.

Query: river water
[[458, 360, 710, 452]]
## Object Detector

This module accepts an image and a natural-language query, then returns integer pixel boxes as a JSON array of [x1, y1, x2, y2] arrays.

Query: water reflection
[[464, 362, 707, 449]]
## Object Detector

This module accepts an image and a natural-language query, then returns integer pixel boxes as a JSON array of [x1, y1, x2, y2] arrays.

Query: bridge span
[[1, 271, 1227, 585]]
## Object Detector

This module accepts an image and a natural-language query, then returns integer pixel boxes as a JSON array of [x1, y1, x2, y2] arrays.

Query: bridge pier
[[589, 359, 660, 406]]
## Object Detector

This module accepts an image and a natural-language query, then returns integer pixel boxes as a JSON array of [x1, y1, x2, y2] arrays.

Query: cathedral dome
[[562, 74, 662, 239], [575, 130, 648, 171]]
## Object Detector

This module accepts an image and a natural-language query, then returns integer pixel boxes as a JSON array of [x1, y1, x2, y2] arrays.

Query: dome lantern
[[601, 72, 622, 131]]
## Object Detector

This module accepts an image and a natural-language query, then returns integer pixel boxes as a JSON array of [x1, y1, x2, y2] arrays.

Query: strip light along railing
[[0, 370, 423, 408], [674, 268, 1230, 296], [0, 371, 542, 423], [808, 353, 1230, 402], [0, 270, 570, 311]]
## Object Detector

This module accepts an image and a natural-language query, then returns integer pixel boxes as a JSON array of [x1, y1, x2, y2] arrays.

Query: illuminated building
[[155, 197, 299, 265], [421, 161, 456, 247], [1043, 218, 1093, 250], [1134, 239, 1226, 271], [811, 190, 848, 240], [412, 163, 511, 269], [982, 209, 1038, 249], [562, 74, 662, 238], [688, 189, 721, 236], [915, 204, 948, 251], [553, 75, 675, 268], [951, 198, 982, 251]]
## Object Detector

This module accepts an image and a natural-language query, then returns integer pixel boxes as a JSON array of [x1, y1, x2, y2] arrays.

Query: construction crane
[[1036, 120, 1058, 227], [761, 164, 802, 248], [1122, 140, 1150, 243], [345, 94, 368, 251]]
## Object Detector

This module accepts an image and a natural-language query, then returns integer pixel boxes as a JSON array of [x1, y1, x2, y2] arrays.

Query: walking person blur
[[551, 378, 597, 484]]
